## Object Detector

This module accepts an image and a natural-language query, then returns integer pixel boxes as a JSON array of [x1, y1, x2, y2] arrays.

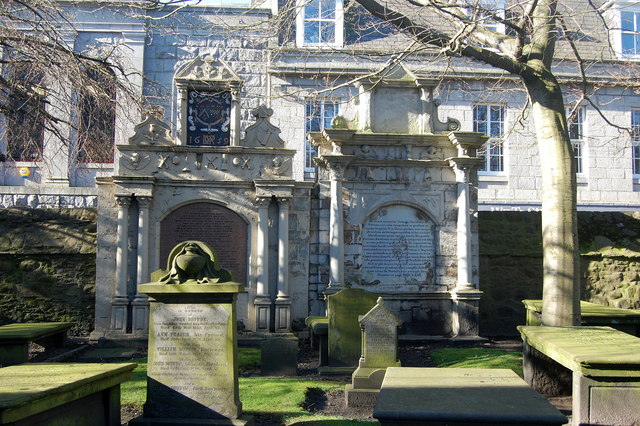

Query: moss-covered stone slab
[[0, 322, 73, 366], [373, 367, 567, 425], [327, 289, 378, 368], [518, 325, 640, 376], [0, 362, 135, 424], [522, 299, 640, 325], [0, 322, 72, 342]]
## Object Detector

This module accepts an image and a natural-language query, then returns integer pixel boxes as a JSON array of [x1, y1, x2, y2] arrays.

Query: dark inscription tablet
[[160, 202, 247, 283]]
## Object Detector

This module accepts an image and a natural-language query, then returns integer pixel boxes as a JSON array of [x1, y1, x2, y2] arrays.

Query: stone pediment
[[128, 110, 174, 146], [371, 61, 419, 88], [242, 105, 285, 148], [175, 55, 242, 88]]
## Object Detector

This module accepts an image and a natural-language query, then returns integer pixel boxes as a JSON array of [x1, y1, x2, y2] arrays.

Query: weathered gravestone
[[132, 240, 252, 425], [322, 288, 378, 374], [261, 336, 298, 376], [346, 297, 402, 407]]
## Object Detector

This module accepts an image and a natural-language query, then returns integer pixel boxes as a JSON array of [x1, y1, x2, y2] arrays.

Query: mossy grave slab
[[0, 322, 72, 342], [0, 362, 135, 424], [518, 325, 640, 376], [374, 367, 567, 425]]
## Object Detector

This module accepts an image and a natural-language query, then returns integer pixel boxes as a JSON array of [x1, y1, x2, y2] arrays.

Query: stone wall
[[479, 211, 640, 336], [0, 208, 96, 335]]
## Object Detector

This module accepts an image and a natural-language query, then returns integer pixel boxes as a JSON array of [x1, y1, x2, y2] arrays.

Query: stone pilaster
[[112, 195, 131, 332], [449, 155, 483, 338], [254, 197, 271, 332], [132, 196, 151, 334], [231, 88, 241, 146], [324, 156, 351, 293], [275, 197, 291, 332]]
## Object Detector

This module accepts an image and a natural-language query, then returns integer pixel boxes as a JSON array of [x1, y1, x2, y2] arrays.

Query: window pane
[[474, 105, 487, 123], [490, 105, 503, 122], [622, 12, 635, 32], [320, 0, 335, 19], [622, 34, 636, 54], [305, 0, 320, 19], [320, 22, 335, 43], [489, 122, 502, 137], [77, 68, 116, 163], [488, 142, 503, 171], [304, 20, 320, 44], [573, 141, 582, 174], [634, 142, 640, 174], [5, 65, 45, 161]]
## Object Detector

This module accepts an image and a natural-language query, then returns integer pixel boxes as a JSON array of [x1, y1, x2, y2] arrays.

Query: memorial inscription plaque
[[359, 298, 401, 368], [160, 203, 247, 283], [361, 205, 435, 286], [146, 303, 236, 419]]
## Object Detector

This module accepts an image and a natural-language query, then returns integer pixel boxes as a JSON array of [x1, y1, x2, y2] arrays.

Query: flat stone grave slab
[[523, 300, 640, 336], [518, 325, 640, 376], [0, 322, 72, 366], [519, 325, 640, 425], [0, 362, 135, 426], [373, 367, 567, 425]]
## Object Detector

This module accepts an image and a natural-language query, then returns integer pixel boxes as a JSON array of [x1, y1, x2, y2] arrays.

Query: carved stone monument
[[131, 241, 252, 425], [322, 288, 379, 374], [345, 297, 401, 407]]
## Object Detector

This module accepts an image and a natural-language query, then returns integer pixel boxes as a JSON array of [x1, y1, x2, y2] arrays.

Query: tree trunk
[[523, 72, 581, 327]]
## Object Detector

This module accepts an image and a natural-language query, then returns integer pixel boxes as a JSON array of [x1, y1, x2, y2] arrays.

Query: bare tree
[[0, 0, 150, 165]]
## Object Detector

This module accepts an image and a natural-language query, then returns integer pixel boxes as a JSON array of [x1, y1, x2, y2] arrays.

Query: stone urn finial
[[154, 240, 232, 284]]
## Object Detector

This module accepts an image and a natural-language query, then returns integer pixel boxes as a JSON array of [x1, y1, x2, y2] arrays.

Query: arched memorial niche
[[361, 205, 436, 288], [159, 202, 248, 283]]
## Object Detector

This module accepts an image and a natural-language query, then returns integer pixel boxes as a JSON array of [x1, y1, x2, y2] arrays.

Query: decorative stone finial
[[155, 241, 232, 284], [331, 115, 348, 129]]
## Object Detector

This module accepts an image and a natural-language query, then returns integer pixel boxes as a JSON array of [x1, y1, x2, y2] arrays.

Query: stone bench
[[523, 299, 640, 336], [519, 325, 640, 425], [0, 362, 136, 425], [0, 322, 73, 366], [373, 367, 567, 425], [304, 316, 328, 366]]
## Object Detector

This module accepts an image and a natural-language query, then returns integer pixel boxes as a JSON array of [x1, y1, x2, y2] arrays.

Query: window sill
[[75, 162, 115, 169], [478, 174, 508, 183], [295, 43, 344, 51], [4, 161, 42, 167]]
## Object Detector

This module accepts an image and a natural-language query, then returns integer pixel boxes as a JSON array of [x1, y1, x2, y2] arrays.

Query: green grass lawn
[[120, 346, 523, 424], [430, 347, 523, 377]]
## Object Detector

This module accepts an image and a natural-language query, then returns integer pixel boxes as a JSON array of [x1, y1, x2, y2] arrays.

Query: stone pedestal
[[132, 283, 252, 425]]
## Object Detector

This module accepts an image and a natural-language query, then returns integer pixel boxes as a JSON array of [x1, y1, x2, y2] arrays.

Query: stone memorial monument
[[322, 288, 379, 374], [131, 240, 252, 425], [345, 297, 402, 407]]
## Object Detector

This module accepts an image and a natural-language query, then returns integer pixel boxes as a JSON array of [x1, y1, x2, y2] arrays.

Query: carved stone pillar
[[112, 195, 131, 332], [451, 162, 474, 291], [449, 157, 483, 337], [231, 88, 241, 146], [325, 157, 351, 293], [254, 197, 271, 332], [132, 196, 151, 334], [275, 197, 291, 332]]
